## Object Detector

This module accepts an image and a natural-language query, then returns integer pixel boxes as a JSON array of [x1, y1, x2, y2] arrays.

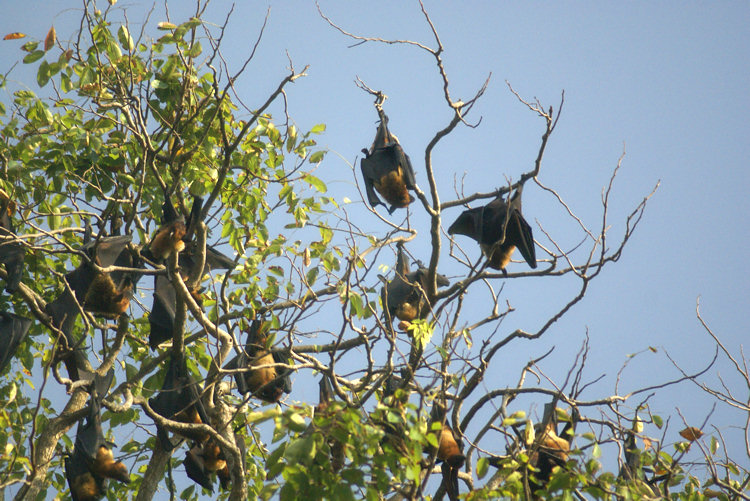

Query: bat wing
[[148, 275, 176, 349], [0, 228, 25, 293], [360, 156, 386, 209], [318, 375, 333, 404], [184, 446, 214, 492], [205, 245, 236, 271], [65, 450, 105, 501], [387, 143, 416, 189], [447, 207, 482, 242], [183, 196, 204, 241], [86, 234, 132, 268], [508, 210, 536, 268], [0, 312, 32, 372], [271, 350, 293, 395], [74, 395, 105, 463], [162, 199, 179, 225]]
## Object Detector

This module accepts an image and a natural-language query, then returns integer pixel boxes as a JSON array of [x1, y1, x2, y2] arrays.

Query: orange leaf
[[3, 32, 26, 41], [679, 426, 703, 441], [643, 437, 653, 450], [44, 26, 56, 51]]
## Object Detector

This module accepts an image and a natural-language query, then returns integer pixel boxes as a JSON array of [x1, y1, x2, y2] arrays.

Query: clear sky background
[[2, 1, 749, 498]]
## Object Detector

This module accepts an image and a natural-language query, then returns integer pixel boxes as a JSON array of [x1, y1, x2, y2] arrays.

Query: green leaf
[[284, 435, 316, 465], [117, 25, 134, 51], [304, 174, 327, 192], [310, 123, 326, 134], [653, 414, 663, 428], [23, 50, 45, 64], [37, 60, 50, 88], [477, 456, 489, 479], [309, 150, 326, 164]]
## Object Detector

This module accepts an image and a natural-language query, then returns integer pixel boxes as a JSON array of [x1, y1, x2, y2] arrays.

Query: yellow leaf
[[44, 26, 56, 51], [679, 426, 703, 441], [3, 32, 26, 41]]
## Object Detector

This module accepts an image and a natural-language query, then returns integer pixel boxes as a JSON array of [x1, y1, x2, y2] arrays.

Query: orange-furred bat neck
[[481, 243, 517, 271], [438, 425, 465, 467], [92, 445, 130, 483], [149, 220, 187, 260], [374, 166, 414, 208]]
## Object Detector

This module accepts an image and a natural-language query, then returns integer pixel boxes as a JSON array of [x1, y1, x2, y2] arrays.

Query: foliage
[[0, 2, 746, 501]]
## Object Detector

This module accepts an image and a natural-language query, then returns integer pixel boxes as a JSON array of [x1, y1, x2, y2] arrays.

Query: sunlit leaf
[[679, 426, 703, 442], [44, 26, 56, 51], [3, 32, 26, 41]]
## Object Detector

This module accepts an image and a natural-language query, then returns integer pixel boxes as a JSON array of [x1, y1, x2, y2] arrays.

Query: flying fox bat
[[527, 403, 576, 494], [66, 370, 128, 500], [0, 192, 24, 293], [448, 185, 536, 274], [65, 450, 106, 501], [184, 438, 230, 492], [0, 312, 32, 373], [149, 354, 210, 450], [143, 196, 203, 263], [315, 375, 345, 472], [430, 404, 465, 501], [147, 245, 232, 350], [227, 320, 292, 403], [360, 110, 417, 214], [46, 233, 134, 380], [381, 244, 450, 323]]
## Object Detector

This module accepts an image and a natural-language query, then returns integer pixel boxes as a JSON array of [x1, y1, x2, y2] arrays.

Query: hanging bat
[[65, 449, 105, 501], [360, 109, 417, 214], [227, 319, 292, 403], [448, 185, 536, 275], [149, 353, 210, 451], [381, 244, 450, 324], [0, 191, 24, 293], [0, 312, 32, 373], [66, 370, 128, 500], [184, 438, 230, 492], [430, 404, 465, 501], [148, 274, 177, 349], [46, 232, 134, 379], [83, 274, 134, 318], [147, 244, 232, 350], [143, 196, 203, 263], [315, 375, 345, 472], [528, 403, 575, 493]]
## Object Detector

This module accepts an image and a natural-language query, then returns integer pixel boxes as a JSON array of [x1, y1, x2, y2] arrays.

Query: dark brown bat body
[[149, 354, 210, 450], [66, 373, 128, 500], [448, 186, 536, 274], [66, 454, 105, 501], [0, 312, 32, 373], [382, 245, 450, 324], [0, 190, 24, 293], [46, 233, 136, 383], [147, 195, 232, 350], [360, 110, 417, 214], [228, 320, 292, 403], [184, 439, 229, 492]]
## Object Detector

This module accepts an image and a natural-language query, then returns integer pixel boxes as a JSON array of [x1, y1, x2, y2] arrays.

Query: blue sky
[[2, 0, 749, 497]]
